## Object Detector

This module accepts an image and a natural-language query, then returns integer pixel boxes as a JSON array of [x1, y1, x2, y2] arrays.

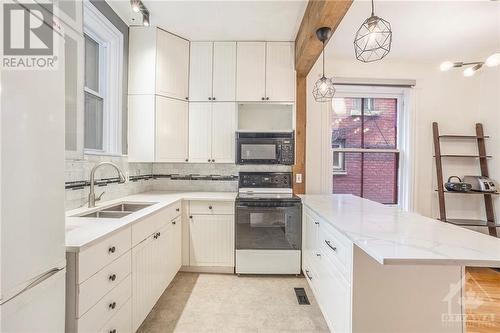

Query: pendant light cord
[[371, 0, 374, 16], [322, 40, 325, 77]]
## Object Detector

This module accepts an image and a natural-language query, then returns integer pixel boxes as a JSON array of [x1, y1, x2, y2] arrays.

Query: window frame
[[332, 139, 346, 175], [83, 0, 123, 156], [325, 85, 414, 210]]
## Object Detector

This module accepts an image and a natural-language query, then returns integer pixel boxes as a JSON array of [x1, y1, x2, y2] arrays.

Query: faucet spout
[[88, 162, 126, 208]]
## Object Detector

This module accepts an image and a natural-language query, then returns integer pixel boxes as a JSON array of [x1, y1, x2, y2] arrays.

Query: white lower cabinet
[[302, 206, 353, 333]]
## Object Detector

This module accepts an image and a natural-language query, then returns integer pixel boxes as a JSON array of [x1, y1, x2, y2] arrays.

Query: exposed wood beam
[[293, 0, 352, 194], [295, 0, 353, 76]]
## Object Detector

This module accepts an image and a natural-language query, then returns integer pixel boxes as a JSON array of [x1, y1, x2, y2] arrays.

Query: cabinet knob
[[314, 221, 319, 225], [172, 220, 176, 225], [212, 159, 215, 162], [185, 158, 188, 162], [189, 215, 193, 219], [208, 205, 212, 210], [108, 301, 116, 309], [208, 159, 211, 162], [108, 246, 116, 254], [157, 232, 161, 237], [212, 97, 216, 101], [316, 253, 321, 257], [109, 274, 117, 281], [185, 97, 189, 100], [208, 97, 212, 100], [109, 329, 116, 333], [261, 97, 265, 101], [176, 208, 180, 212], [266, 97, 269, 100]]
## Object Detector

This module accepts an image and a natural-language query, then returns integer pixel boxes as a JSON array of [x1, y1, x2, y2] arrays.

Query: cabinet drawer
[[77, 274, 131, 333], [79, 228, 131, 283], [132, 203, 180, 247], [319, 220, 352, 282], [98, 298, 132, 333], [78, 251, 131, 317], [189, 200, 234, 215]]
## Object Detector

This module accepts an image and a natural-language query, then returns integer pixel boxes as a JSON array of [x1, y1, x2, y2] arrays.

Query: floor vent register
[[294, 288, 310, 305]]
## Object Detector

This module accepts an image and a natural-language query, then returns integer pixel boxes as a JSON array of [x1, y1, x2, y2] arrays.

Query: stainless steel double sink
[[74, 202, 156, 219]]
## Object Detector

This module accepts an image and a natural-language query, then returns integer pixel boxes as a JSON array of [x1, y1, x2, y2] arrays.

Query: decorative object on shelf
[[432, 122, 498, 237], [463, 176, 497, 193], [439, 53, 500, 76], [312, 27, 335, 102], [130, 0, 150, 26], [354, 0, 392, 63], [444, 176, 472, 192]]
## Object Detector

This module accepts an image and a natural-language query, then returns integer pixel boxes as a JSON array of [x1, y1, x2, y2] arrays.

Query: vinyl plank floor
[[137, 272, 329, 333]]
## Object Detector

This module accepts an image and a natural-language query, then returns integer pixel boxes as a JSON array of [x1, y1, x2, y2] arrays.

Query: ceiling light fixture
[[463, 63, 483, 77], [312, 27, 335, 102], [130, 0, 141, 13], [485, 53, 500, 67], [142, 11, 150, 27], [354, 0, 392, 63]]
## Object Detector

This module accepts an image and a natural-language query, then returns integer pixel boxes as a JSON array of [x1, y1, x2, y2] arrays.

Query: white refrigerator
[[0, 2, 66, 332]]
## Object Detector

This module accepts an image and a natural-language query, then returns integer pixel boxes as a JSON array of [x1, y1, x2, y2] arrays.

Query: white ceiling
[[326, 0, 500, 63], [107, 0, 308, 41]]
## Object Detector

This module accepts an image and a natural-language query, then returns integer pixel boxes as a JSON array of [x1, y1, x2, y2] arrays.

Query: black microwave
[[236, 132, 295, 165]]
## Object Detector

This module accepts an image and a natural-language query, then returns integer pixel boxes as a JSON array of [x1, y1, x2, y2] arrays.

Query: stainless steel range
[[235, 172, 302, 274]]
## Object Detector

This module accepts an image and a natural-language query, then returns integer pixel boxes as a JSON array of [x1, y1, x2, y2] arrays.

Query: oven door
[[236, 140, 280, 164], [236, 201, 301, 250]]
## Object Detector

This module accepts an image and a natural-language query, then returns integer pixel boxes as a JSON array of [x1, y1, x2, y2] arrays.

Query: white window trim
[[83, 0, 123, 155], [325, 85, 415, 211]]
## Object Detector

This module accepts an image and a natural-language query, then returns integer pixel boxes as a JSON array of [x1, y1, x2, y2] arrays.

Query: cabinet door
[[266, 42, 295, 102], [128, 95, 155, 162], [213, 42, 236, 101], [189, 42, 213, 102], [188, 103, 212, 163], [165, 216, 182, 285], [236, 42, 266, 101], [155, 224, 170, 297], [189, 215, 234, 267], [63, 23, 84, 160], [155, 96, 189, 162], [211, 103, 236, 163], [156, 29, 190, 101], [132, 235, 156, 332]]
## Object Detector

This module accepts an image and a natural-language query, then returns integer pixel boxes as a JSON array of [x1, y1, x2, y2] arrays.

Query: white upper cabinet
[[189, 42, 213, 102], [266, 42, 295, 102], [189, 42, 236, 102], [188, 102, 236, 163], [236, 42, 266, 102], [212, 42, 236, 101], [236, 42, 295, 102], [188, 103, 212, 162], [129, 27, 189, 101], [211, 103, 236, 163], [156, 96, 189, 162], [156, 29, 190, 101]]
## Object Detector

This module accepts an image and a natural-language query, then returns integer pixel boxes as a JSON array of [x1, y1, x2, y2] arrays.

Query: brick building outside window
[[331, 97, 399, 205]]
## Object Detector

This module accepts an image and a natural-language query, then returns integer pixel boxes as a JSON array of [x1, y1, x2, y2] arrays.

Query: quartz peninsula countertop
[[300, 194, 500, 267], [66, 191, 237, 252]]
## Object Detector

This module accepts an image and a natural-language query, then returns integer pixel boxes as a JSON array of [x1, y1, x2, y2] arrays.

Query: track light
[[142, 11, 150, 26], [131, 0, 141, 13], [485, 53, 500, 67], [463, 64, 483, 77]]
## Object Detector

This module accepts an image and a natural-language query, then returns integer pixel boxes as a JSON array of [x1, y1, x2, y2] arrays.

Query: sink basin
[[102, 203, 155, 212], [72, 202, 157, 219], [79, 211, 132, 218]]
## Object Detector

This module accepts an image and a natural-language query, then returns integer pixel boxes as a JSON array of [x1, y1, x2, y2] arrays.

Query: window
[[330, 90, 409, 206], [83, 0, 123, 155]]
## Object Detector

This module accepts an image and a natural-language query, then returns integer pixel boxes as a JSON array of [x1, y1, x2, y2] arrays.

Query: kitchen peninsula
[[300, 194, 500, 333]]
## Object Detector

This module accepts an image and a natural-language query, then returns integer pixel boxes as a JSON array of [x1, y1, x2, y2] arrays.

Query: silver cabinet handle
[[316, 253, 321, 257], [314, 220, 319, 225], [325, 240, 337, 252], [305, 270, 312, 280]]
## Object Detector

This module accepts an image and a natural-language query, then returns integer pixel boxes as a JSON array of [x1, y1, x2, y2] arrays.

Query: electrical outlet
[[296, 173, 302, 183]]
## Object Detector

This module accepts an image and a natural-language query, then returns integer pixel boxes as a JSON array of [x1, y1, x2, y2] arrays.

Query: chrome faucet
[[88, 162, 126, 208]]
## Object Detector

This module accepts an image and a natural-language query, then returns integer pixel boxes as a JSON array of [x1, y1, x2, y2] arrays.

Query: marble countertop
[[300, 194, 500, 267], [66, 191, 237, 252]]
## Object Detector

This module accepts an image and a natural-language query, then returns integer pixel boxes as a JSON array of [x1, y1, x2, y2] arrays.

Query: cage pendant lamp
[[313, 27, 335, 102], [354, 0, 392, 63]]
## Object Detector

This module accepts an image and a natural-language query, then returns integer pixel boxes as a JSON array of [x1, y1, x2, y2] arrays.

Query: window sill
[[333, 171, 347, 176], [84, 151, 127, 158]]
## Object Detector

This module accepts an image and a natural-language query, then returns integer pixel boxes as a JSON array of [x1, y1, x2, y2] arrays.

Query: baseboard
[[180, 265, 235, 274]]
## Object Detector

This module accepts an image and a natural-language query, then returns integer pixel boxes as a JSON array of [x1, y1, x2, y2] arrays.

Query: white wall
[[306, 56, 500, 222]]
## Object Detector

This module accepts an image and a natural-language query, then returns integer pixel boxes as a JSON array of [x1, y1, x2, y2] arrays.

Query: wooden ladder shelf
[[432, 122, 498, 237]]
